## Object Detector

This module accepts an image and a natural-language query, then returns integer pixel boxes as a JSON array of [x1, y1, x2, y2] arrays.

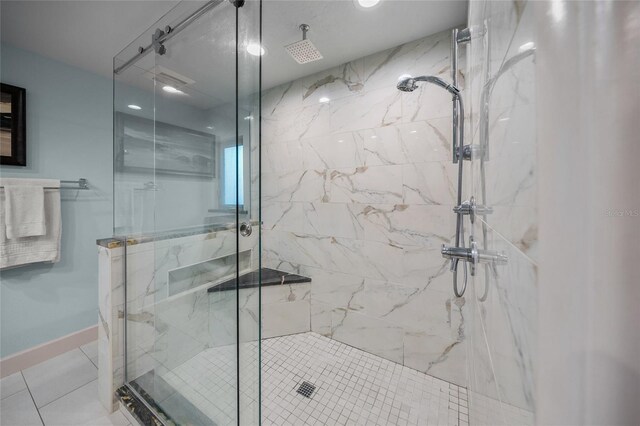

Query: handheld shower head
[[397, 78, 418, 92], [397, 75, 459, 96]]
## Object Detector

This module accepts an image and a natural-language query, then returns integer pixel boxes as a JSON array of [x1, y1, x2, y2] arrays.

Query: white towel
[[4, 185, 46, 238], [0, 179, 62, 269]]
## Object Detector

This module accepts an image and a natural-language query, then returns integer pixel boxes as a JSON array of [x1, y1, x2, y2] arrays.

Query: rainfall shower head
[[285, 24, 323, 64], [397, 76, 460, 96]]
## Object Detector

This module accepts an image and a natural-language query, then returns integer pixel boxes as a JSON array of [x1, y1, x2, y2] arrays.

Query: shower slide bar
[[0, 178, 89, 190], [442, 27, 535, 291], [440, 26, 507, 296], [396, 29, 480, 297]]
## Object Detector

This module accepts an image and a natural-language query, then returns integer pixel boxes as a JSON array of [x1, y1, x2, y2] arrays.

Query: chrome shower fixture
[[396, 76, 460, 96], [285, 24, 323, 64], [397, 72, 468, 297]]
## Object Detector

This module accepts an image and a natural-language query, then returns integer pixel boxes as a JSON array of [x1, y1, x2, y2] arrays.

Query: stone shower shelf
[[207, 268, 311, 293]]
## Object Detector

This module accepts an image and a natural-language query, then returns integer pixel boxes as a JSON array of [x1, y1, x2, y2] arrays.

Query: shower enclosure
[[113, 0, 261, 424], [110, 1, 538, 425]]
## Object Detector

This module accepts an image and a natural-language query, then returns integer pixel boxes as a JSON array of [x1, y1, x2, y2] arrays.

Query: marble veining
[[262, 28, 468, 387], [465, 0, 537, 424], [99, 227, 314, 415]]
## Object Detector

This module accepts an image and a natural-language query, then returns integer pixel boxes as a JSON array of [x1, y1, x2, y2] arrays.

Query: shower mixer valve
[[441, 236, 507, 276], [453, 196, 493, 224]]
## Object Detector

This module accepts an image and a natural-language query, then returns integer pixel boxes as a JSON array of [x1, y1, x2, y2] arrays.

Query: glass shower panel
[[466, 1, 537, 425], [113, 52, 156, 236], [154, 3, 240, 425], [113, 9, 160, 397], [236, 1, 262, 424], [114, 1, 261, 424]]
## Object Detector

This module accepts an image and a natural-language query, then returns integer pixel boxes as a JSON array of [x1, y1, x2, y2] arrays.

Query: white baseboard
[[0, 324, 98, 378]]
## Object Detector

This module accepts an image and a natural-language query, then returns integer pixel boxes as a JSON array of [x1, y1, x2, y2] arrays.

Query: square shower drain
[[296, 381, 316, 398]]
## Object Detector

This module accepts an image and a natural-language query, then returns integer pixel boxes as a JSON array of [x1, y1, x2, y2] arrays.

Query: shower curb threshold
[[116, 385, 170, 426]]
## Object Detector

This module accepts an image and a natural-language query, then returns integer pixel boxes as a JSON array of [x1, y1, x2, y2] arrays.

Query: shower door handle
[[239, 222, 252, 237]]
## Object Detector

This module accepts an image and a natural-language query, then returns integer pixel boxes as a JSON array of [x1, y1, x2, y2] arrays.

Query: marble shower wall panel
[[98, 246, 123, 412], [468, 224, 536, 421], [208, 284, 311, 347], [262, 28, 470, 387], [469, 0, 537, 262], [97, 228, 261, 413], [466, 1, 537, 425]]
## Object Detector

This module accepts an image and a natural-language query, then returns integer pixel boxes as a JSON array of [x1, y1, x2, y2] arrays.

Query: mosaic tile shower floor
[[261, 333, 466, 426], [162, 332, 468, 426]]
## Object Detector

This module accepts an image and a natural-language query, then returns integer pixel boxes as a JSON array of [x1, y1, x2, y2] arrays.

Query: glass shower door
[[113, 1, 261, 424]]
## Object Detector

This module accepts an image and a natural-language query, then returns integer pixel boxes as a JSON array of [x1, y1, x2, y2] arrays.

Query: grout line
[[0, 375, 27, 401], [79, 344, 98, 369], [28, 347, 99, 411], [21, 371, 45, 426], [36, 377, 98, 412]]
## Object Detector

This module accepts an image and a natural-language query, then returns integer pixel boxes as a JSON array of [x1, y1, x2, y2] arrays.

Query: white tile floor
[[261, 333, 466, 426], [161, 332, 467, 426], [2, 334, 469, 426], [161, 344, 239, 425], [467, 391, 533, 426], [0, 341, 131, 426]]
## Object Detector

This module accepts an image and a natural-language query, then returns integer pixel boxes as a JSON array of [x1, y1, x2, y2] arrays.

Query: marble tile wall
[[261, 28, 470, 387], [465, 1, 537, 424], [97, 229, 310, 413]]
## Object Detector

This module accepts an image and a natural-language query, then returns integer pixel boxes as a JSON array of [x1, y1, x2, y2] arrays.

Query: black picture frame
[[115, 112, 216, 178], [0, 83, 27, 166]]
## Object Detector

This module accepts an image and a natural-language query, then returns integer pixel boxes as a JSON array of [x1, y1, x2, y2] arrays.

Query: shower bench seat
[[207, 268, 311, 293]]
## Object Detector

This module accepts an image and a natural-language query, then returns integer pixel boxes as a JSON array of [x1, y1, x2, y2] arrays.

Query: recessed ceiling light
[[356, 0, 381, 8], [319, 97, 330, 103], [410, 130, 417, 134], [371, 135, 377, 139], [127, 104, 142, 110], [207, 126, 215, 130], [162, 85, 184, 94], [246, 43, 265, 56]]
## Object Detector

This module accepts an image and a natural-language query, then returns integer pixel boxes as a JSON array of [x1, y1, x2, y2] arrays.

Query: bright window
[[223, 145, 244, 206]]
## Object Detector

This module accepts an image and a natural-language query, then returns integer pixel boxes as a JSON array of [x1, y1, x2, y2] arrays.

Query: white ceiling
[[262, 0, 467, 89], [1, 1, 181, 80], [1, 0, 467, 110]]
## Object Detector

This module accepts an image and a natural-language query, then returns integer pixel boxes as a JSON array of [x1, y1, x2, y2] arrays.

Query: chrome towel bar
[[0, 178, 89, 190]]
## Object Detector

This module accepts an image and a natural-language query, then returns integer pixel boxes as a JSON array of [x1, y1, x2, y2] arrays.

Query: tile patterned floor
[[161, 344, 239, 425], [262, 333, 466, 426], [0, 341, 131, 426], [162, 332, 467, 426], [2, 334, 469, 426], [467, 391, 533, 426]]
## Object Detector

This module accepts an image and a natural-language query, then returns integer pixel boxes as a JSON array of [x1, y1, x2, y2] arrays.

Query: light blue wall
[[0, 44, 256, 357], [0, 44, 112, 357], [113, 78, 222, 234]]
